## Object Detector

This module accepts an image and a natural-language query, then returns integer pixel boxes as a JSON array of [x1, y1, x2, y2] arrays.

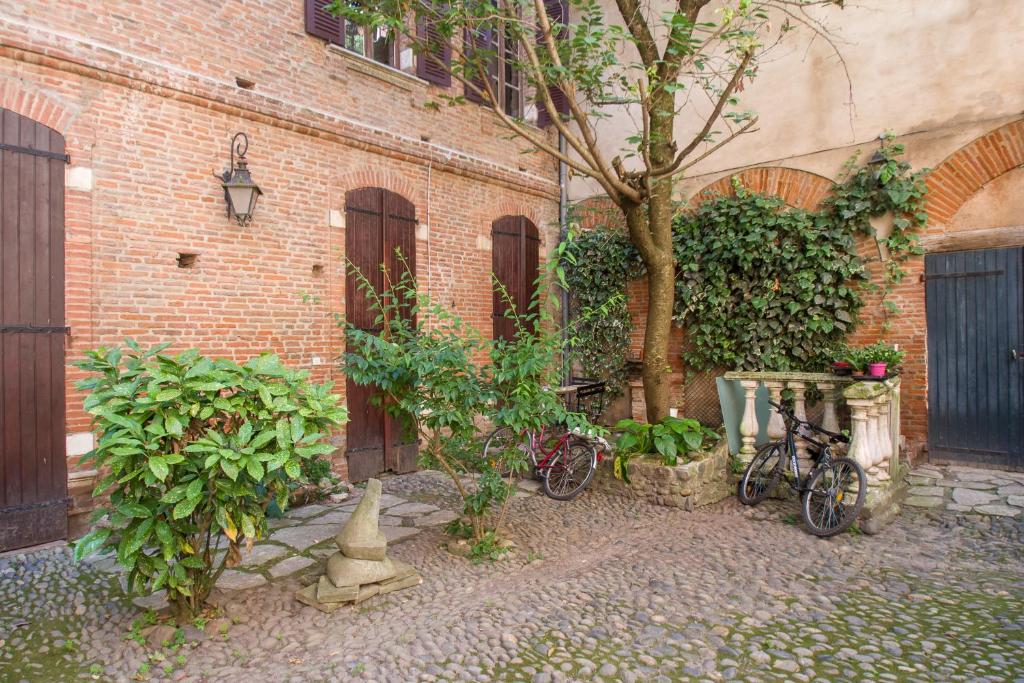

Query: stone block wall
[[592, 441, 731, 510]]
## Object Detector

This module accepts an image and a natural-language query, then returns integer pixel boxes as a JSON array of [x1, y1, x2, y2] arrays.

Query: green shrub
[[343, 252, 592, 545], [843, 340, 905, 371], [72, 343, 347, 622], [612, 416, 718, 481]]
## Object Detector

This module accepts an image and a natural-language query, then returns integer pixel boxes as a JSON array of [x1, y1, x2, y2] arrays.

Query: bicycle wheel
[[542, 438, 597, 501], [483, 426, 531, 479], [800, 457, 866, 538], [737, 442, 784, 506]]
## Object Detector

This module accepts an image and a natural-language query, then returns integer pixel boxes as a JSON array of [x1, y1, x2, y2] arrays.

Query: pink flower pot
[[867, 362, 887, 377]]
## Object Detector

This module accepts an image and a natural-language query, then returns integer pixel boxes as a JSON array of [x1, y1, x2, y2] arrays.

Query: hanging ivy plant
[[822, 132, 929, 327], [563, 133, 928, 385], [564, 220, 641, 397], [672, 182, 865, 370]]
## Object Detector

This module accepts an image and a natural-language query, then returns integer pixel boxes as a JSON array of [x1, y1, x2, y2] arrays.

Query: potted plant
[[848, 341, 905, 378]]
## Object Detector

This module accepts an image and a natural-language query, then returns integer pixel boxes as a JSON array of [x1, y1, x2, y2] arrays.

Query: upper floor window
[[465, 22, 523, 118], [305, 0, 451, 85]]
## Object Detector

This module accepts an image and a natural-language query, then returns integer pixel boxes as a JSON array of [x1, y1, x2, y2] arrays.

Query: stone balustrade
[[722, 371, 902, 486]]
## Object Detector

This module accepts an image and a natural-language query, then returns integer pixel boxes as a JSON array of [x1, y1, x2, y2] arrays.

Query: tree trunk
[[624, 198, 675, 423], [641, 246, 675, 421]]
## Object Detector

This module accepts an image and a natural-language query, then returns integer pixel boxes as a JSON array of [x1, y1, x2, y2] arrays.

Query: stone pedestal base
[[858, 478, 907, 535], [593, 441, 731, 510]]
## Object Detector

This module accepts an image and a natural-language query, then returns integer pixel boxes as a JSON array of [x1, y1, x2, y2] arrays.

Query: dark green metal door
[[925, 246, 1023, 469]]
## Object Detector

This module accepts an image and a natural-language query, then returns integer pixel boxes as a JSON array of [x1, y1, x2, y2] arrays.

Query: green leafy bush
[[72, 343, 347, 622], [343, 251, 592, 546], [612, 416, 718, 481]]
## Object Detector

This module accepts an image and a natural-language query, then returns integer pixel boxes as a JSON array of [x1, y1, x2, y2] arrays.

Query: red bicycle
[[483, 424, 604, 500]]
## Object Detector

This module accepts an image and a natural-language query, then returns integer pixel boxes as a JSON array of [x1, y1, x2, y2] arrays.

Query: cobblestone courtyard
[[2, 470, 1023, 683]]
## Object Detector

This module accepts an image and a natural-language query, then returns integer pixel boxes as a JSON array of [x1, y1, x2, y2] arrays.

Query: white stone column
[[875, 393, 892, 479], [739, 380, 760, 463], [845, 398, 874, 473], [818, 382, 840, 434], [864, 400, 883, 483], [787, 380, 813, 472], [765, 381, 786, 441]]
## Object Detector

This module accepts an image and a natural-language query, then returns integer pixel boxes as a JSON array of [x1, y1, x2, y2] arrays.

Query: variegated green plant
[[72, 342, 346, 622]]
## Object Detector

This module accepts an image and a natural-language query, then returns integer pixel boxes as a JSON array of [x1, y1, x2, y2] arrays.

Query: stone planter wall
[[592, 441, 731, 510]]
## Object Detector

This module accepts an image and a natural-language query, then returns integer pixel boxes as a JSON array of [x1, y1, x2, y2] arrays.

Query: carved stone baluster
[[787, 380, 812, 472], [739, 380, 760, 463], [844, 398, 874, 473], [765, 381, 786, 442], [874, 393, 892, 481], [864, 400, 882, 483], [817, 382, 840, 434]]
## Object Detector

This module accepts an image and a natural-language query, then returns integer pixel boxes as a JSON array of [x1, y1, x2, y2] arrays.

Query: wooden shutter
[[536, 0, 569, 127], [305, 0, 344, 44], [492, 216, 540, 341], [416, 15, 452, 87], [464, 26, 498, 105]]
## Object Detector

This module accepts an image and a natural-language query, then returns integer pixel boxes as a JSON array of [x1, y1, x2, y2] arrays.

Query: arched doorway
[[491, 215, 539, 340], [0, 108, 68, 551], [344, 187, 418, 481]]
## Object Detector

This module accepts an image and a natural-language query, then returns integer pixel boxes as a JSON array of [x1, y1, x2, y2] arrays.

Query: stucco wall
[[570, 0, 1024, 201]]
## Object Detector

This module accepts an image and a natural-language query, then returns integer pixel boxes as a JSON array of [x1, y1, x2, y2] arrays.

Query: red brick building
[[0, 1, 561, 548]]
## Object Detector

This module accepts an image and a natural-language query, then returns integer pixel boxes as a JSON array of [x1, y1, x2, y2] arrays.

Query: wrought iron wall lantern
[[220, 132, 262, 227]]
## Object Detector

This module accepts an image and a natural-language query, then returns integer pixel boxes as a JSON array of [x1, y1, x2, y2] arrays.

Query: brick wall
[[0, 2, 561, 529]]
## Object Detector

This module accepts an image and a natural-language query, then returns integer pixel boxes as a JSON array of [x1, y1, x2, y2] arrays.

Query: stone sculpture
[[295, 478, 422, 612]]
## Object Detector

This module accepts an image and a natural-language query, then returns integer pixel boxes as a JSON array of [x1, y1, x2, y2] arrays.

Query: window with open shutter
[[305, 0, 344, 44], [416, 14, 452, 86], [492, 215, 540, 341], [536, 0, 569, 127]]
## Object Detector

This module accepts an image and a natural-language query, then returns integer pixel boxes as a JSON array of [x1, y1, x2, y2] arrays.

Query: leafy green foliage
[[342, 252, 593, 544], [72, 343, 346, 621], [822, 132, 929, 327], [673, 182, 865, 370], [841, 340, 906, 371], [563, 215, 642, 398], [612, 416, 717, 481], [564, 138, 928, 375]]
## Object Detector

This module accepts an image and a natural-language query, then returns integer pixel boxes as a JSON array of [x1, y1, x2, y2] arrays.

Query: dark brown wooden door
[[0, 108, 68, 552], [345, 187, 418, 481], [492, 215, 540, 340]]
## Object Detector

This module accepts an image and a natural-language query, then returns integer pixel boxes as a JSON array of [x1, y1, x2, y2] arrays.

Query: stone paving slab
[[904, 464, 1023, 518]]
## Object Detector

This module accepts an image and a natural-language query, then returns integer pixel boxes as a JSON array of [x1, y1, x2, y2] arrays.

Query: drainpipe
[[558, 132, 570, 386]]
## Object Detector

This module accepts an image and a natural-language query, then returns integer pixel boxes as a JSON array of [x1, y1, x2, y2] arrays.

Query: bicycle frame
[[776, 407, 841, 492], [523, 425, 573, 474]]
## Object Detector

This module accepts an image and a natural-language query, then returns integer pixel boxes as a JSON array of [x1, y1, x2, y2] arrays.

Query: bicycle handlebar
[[767, 399, 849, 444]]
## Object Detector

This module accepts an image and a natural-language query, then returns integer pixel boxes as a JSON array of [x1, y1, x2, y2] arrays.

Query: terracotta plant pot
[[831, 361, 853, 376], [867, 362, 888, 377]]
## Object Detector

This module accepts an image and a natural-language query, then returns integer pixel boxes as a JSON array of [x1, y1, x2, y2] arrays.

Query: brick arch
[[0, 82, 76, 135], [688, 167, 835, 211], [571, 195, 622, 231], [925, 118, 1024, 225], [336, 169, 423, 209], [491, 199, 545, 232]]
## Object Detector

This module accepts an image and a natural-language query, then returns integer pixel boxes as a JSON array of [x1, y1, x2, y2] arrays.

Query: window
[[465, 15, 523, 117], [306, 1, 449, 81], [305, 1, 401, 69]]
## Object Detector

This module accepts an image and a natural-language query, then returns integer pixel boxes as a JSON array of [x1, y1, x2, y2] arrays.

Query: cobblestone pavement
[[1, 471, 1023, 683], [904, 464, 1024, 518]]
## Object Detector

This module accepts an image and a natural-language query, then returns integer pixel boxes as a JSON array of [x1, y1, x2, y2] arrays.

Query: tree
[[331, 0, 846, 421]]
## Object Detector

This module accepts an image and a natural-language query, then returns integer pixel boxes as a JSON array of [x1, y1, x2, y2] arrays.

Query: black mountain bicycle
[[738, 399, 866, 537]]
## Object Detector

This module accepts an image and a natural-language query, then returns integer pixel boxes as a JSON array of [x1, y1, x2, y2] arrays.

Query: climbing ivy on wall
[[823, 132, 928, 326], [564, 135, 929, 383], [564, 221, 640, 397], [672, 183, 865, 370]]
